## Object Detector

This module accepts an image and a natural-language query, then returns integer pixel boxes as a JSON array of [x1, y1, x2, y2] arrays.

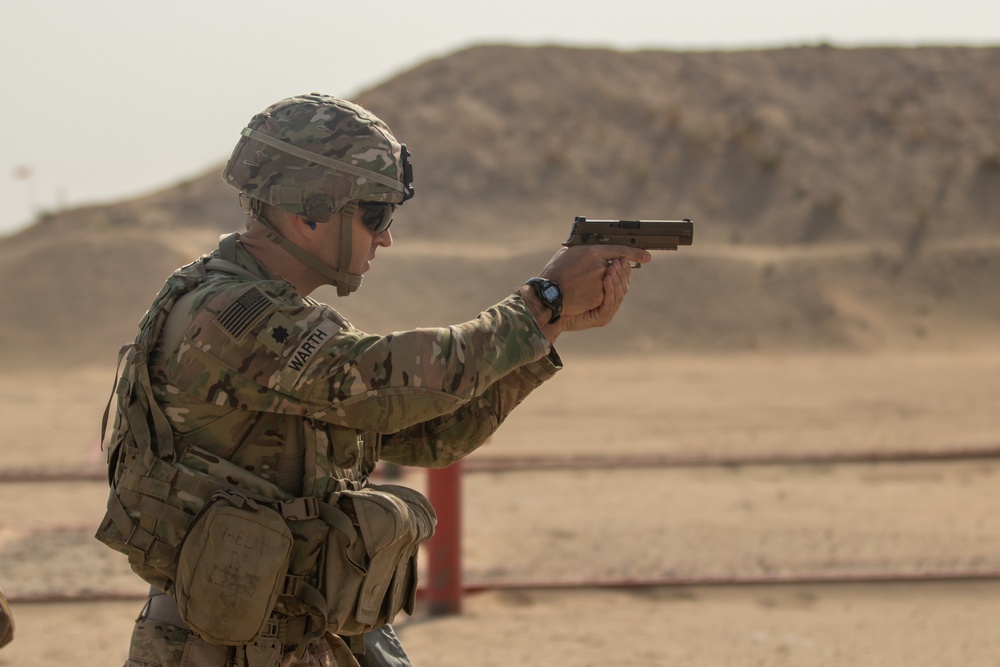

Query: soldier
[[97, 94, 649, 667]]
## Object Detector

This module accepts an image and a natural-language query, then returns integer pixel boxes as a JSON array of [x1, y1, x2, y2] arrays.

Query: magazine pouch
[[322, 484, 436, 635]]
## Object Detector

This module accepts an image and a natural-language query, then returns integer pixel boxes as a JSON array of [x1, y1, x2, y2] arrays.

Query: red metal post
[[425, 461, 463, 615]]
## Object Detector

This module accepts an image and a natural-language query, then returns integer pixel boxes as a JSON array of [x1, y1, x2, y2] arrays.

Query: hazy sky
[[2, 0, 997, 235]]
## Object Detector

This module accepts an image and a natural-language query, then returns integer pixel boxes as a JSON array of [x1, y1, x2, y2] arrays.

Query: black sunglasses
[[359, 201, 395, 233]]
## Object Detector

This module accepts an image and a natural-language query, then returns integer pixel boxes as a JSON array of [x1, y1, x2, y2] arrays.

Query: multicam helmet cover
[[222, 94, 413, 296], [223, 94, 413, 222]]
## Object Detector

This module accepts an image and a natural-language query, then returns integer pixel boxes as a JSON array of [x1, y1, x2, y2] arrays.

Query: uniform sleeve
[[378, 351, 561, 468], [165, 280, 555, 436]]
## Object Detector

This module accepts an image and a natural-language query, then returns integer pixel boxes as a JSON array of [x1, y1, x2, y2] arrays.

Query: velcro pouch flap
[[379, 485, 435, 617], [175, 491, 293, 645], [352, 485, 436, 626]]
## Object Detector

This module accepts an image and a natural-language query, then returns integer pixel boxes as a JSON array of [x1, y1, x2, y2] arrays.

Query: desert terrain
[[2, 354, 1000, 666], [2, 45, 1000, 666]]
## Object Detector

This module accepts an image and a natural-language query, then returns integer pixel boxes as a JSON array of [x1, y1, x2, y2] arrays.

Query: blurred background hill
[[2, 45, 998, 368]]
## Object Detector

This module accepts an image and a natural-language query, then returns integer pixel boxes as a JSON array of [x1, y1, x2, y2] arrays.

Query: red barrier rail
[[5, 446, 1000, 613], [421, 444, 1000, 614]]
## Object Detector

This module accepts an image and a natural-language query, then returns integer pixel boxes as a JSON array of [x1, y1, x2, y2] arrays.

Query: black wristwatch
[[525, 277, 563, 324]]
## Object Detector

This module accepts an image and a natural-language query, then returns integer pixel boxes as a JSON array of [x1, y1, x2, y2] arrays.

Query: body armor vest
[[94, 235, 435, 655]]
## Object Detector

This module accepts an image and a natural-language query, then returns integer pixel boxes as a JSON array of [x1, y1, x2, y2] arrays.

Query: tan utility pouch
[[323, 484, 436, 635], [175, 491, 294, 645], [0, 586, 14, 649]]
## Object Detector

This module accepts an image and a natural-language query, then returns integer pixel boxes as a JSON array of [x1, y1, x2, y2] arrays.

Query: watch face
[[542, 284, 560, 301]]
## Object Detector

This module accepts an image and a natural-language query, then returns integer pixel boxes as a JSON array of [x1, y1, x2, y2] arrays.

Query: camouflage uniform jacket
[[149, 235, 561, 499]]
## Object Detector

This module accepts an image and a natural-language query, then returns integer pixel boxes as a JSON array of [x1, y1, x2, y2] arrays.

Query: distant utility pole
[[12, 164, 38, 220]]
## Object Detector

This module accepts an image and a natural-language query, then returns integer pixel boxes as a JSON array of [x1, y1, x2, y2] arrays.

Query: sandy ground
[[1, 351, 999, 666]]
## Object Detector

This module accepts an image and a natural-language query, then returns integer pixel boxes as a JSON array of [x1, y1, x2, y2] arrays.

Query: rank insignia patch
[[257, 312, 301, 356]]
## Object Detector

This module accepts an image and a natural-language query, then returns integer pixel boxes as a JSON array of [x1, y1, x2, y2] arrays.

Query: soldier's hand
[[553, 257, 634, 333], [538, 244, 649, 318]]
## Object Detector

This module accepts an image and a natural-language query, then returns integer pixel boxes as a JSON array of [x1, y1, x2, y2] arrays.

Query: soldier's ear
[[292, 214, 317, 233], [276, 213, 318, 244]]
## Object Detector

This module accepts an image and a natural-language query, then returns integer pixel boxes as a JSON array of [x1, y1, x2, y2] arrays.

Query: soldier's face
[[311, 207, 392, 275], [349, 208, 393, 274]]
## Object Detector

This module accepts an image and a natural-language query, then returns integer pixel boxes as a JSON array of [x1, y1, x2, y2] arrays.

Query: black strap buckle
[[400, 144, 415, 202]]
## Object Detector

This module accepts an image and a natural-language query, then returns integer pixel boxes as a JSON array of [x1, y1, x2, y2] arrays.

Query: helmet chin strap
[[243, 196, 362, 296], [337, 202, 356, 298]]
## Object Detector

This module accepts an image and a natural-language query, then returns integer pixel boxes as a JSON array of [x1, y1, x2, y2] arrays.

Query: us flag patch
[[218, 287, 272, 338]]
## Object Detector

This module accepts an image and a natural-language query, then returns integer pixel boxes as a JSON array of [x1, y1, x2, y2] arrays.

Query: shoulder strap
[[219, 231, 239, 261], [205, 233, 263, 280], [102, 258, 212, 473]]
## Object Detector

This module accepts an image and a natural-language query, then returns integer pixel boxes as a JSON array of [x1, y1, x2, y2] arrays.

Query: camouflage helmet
[[223, 93, 414, 222]]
